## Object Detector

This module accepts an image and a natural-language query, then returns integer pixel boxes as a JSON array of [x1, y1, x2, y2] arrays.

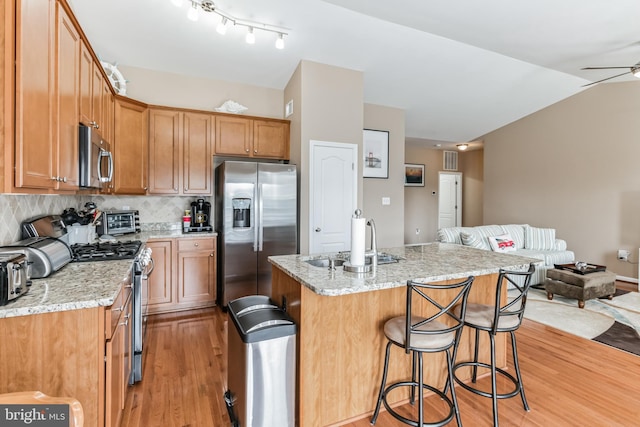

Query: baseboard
[[615, 275, 638, 284]]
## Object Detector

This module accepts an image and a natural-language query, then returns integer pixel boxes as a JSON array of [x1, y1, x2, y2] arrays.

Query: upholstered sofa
[[437, 224, 575, 286]]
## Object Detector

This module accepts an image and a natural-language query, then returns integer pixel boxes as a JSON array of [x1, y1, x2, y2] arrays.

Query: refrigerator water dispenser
[[232, 198, 251, 228]]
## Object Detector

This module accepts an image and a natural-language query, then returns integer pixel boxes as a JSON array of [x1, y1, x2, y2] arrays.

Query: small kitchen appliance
[[185, 198, 213, 232], [21, 214, 68, 243], [0, 253, 31, 306], [96, 210, 140, 236], [0, 237, 72, 278]]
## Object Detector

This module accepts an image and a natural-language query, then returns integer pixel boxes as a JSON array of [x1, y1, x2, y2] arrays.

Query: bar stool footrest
[[380, 380, 455, 427], [453, 361, 521, 400]]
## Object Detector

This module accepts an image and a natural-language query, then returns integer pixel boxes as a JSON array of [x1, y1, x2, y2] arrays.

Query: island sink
[[304, 253, 401, 269]]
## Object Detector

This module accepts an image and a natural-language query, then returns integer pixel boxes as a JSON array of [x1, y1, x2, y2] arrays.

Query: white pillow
[[525, 226, 556, 250], [488, 233, 517, 252]]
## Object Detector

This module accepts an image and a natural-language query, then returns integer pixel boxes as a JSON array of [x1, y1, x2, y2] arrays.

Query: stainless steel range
[[69, 239, 154, 384]]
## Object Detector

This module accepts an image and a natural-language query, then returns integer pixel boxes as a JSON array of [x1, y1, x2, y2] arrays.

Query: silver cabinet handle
[[194, 242, 199, 247]]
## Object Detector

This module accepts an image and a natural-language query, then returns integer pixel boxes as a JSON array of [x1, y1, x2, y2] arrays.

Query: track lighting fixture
[[170, 0, 289, 49], [246, 27, 255, 45]]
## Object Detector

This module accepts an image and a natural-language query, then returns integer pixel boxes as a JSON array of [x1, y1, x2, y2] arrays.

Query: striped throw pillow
[[460, 232, 488, 250], [525, 226, 556, 250]]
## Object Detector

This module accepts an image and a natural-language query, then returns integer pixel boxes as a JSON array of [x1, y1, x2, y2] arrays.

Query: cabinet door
[[105, 301, 126, 427], [177, 239, 216, 304], [91, 65, 104, 131], [78, 40, 93, 126], [14, 0, 56, 189], [55, 3, 80, 190], [114, 98, 148, 194], [253, 120, 290, 159], [183, 112, 213, 195], [148, 109, 180, 194], [102, 81, 114, 144], [145, 240, 174, 313], [214, 115, 252, 156]]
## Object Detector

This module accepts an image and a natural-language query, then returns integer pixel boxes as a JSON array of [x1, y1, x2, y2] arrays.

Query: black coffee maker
[[188, 198, 213, 232]]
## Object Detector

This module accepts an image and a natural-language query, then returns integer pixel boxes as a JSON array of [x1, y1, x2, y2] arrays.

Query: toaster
[[0, 252, 31, 305], [0, 237, 72, 278]]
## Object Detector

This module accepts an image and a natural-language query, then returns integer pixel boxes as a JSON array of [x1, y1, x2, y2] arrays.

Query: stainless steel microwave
[[97, 210, 140, 236], [79, 125, 113, 189]]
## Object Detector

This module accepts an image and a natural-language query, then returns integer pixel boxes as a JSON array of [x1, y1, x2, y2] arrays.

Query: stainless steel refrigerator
[[215, 161, 298, 306]]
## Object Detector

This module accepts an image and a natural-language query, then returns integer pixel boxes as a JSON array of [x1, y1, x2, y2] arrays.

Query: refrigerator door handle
[[253, 185, 259, 252], [258, 183, 264, 251]]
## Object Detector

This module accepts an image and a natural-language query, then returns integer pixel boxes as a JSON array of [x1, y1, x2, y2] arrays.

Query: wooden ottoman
[[544, 268, 616, 308]]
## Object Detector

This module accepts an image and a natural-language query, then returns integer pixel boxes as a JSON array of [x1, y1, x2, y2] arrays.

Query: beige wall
[[363, 103, 405, 248], [459, 149, 484, 226], [482, 81, 640, 280], [287, 60, 364, 254], [119, 65, 284, 119], [403, 142, 442, 243]]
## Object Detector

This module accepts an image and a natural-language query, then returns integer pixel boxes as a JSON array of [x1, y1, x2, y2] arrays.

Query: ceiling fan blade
[[581, 66, 633, 70], [581, 70, 632, 87]]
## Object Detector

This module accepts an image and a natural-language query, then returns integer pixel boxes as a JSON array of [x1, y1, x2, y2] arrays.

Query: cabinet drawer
[[105, 282, 132, 340], [177, 237, 215, 252]]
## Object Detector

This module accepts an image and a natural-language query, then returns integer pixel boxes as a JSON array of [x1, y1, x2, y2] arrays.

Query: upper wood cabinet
[[15, 0, 79, 191], [79, 40, 106, 131], [149, 108, 213, 195], [113, 97, 148, 194], [215, 115, 289, 160]]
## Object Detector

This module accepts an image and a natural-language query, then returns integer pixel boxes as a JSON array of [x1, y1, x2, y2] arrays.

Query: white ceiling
[[67, 0, 640, 147]]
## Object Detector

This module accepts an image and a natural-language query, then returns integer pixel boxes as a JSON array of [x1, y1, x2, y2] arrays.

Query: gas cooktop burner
[[71, 240, 142, 262]]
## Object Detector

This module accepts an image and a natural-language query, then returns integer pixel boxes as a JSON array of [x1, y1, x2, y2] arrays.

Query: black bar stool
[[451, 263, 536, 426], [371, 276, 475, 427]]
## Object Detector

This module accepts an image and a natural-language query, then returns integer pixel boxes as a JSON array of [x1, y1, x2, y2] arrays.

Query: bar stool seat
[[452, 263, 536, 427], [371, 276, 475, 427]]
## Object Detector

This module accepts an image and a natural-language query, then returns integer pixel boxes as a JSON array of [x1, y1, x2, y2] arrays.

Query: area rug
[[510, 287, 640, 356]]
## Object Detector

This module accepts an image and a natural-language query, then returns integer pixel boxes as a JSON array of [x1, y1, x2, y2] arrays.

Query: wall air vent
[[443, 150, 458, 171]]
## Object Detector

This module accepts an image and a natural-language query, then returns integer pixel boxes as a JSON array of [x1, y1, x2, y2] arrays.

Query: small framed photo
[[363, 129, 389, 179], [404, 164, 424, 186]]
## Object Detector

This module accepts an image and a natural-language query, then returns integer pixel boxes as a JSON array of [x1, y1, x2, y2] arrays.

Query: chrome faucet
[[365, 218, 378, 268]]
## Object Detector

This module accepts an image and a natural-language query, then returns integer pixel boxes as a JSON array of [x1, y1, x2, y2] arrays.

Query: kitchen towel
[[350, 215, 366, 266]]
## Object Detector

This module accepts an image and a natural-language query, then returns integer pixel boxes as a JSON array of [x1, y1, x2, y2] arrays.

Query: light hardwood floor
[[121, 288, 640, 427]]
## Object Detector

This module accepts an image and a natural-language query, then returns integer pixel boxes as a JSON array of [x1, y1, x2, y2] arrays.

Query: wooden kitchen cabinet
[[0, 278, 133, 427], [177, 237, 217, 304], [14, 0, 56, 189], [79, 39, 107, 132], [105, 284, 132, 427], [148, 108, 213, 195], [145, 239, 175, 313], [146, 237, 217, 314], [113, 96, 148, 194], [14, 0, 83, 191], [214, 115, 290, 160]]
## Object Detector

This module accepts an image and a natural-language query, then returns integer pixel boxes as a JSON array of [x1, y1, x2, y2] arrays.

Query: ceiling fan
[[581, 61, 640, 87]]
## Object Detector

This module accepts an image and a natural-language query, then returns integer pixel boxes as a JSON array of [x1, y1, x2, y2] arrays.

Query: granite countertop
[[0, 259, 134, 319], [0, 230, 218, 319], [268, 243, 542, 296]]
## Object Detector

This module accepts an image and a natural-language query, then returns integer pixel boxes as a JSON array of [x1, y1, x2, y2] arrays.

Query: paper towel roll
[[350, 217, 366, 266]]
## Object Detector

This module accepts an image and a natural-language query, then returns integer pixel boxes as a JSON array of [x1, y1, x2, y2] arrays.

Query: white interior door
[[309, 141, 357, 254], [438, 172, 462, 228]]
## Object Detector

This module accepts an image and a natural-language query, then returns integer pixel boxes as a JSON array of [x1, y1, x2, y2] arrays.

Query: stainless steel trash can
[[225, 295, 296, 427]]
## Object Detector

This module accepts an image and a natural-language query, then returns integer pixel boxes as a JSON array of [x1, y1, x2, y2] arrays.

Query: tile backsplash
[[0, 194, 213, 245]]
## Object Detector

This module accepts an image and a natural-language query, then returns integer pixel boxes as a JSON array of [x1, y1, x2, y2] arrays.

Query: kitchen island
[[269, 243, 540, 426]]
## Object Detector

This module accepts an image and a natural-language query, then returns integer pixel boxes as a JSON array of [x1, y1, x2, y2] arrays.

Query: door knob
[[315, 227, 321, 232]]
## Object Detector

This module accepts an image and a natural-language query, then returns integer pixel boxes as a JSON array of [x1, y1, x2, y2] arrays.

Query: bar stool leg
[[411, 351, 418, 404], [472, 328, 480, 382], [510, 331, 529, 411], [446, 348, 463, 427], [417, 351, 424, 427], [489, 333, 499, 427], [371, 341, 392, 425]]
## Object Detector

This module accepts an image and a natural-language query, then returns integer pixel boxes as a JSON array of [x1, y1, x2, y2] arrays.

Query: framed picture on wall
[[363, 129, 389, 178], [404, 164, 425, 186]]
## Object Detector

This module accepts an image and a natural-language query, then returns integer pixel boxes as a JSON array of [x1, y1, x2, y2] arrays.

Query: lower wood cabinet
[[146, 236, 217, 315], [0, 279, 133, 427]]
